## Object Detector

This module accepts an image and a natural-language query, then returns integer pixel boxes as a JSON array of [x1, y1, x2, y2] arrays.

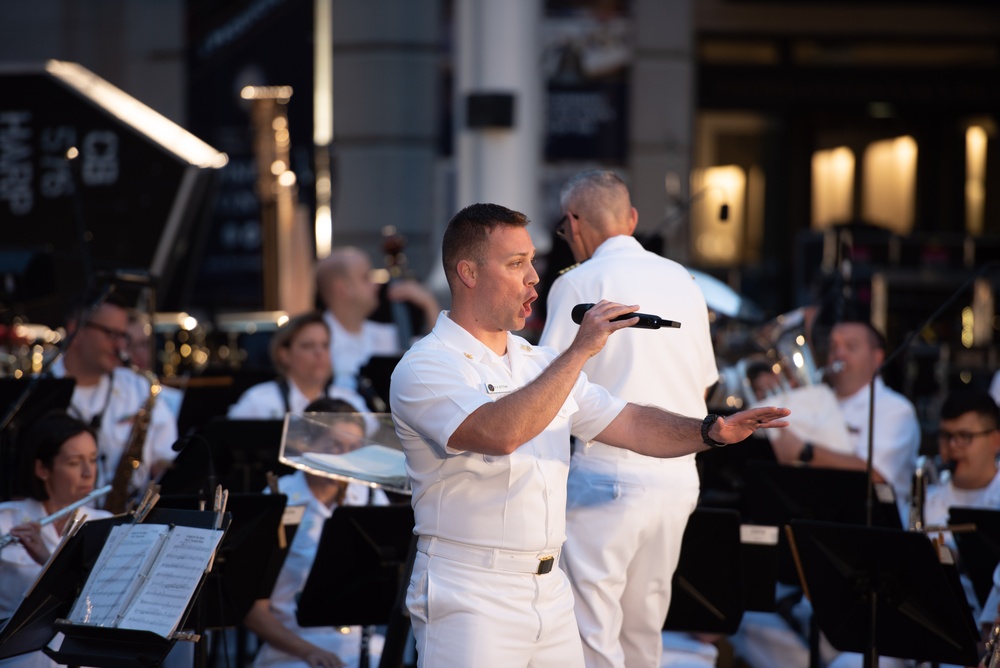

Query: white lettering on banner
[[39, 126, 77, 199], [0, 111, 33, 215], [81, 130, 119, 186]]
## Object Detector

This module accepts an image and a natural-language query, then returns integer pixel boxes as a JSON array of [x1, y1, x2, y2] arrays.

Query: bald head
[[559, 170, 634, 237], [315, 247, 379, 324]]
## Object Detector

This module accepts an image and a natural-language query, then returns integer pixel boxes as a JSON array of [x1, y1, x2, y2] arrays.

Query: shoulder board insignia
[[558, 263, 581, 276]]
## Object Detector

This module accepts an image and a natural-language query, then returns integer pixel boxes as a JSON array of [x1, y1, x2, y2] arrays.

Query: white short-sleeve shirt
[[50, 360, 178, 488], [539, 235, 718, 475], [837, 377, 920, 505], [227, 379, 369, 419], [389, 312, 626, 553], [324, 311, 399, 390]]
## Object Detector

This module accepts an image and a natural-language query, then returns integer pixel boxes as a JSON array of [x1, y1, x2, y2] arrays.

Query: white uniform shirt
[[227, 379, 369, 419], [50, 359, 178, 488], [539, 235, 718, 477], [390, 312, 627, 552], [324, 311, 399, 390], [0, 498, 112, 668], [837, 377, 920, 506], [253, 471, 387, 668], [925, 469, 1000, 543]]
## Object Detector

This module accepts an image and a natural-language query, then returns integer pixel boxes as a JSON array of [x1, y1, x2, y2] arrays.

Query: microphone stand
[[860, 260, 1000, 668]]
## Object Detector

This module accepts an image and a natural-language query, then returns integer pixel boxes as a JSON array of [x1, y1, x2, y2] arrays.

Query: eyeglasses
[[555, 215, 568, 240], [937, 428, 996, 447], [84, 321, 131, 345], [555, 212, 579, 240]]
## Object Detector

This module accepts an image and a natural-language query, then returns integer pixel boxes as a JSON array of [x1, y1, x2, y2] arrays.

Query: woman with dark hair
[[227, 312, 369, 419], [244, 397, 389, 668], [0, 411, 112, 667]]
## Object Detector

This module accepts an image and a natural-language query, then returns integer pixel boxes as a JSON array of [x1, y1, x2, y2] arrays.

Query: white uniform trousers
[[406, 547, 584, 668], [562, 454, 700, 668]]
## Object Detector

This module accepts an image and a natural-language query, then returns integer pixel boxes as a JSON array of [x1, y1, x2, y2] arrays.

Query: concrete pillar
[[629, 0, 694, 263], [455, 0, 545, 243]]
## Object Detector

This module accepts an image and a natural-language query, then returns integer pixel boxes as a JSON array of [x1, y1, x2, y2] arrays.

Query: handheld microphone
[[571, 303, 681, 330]]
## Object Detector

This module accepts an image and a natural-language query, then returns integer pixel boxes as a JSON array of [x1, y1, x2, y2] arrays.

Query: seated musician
[[243, 398, 389, 668], [0, 412, 112, 668], [227, 312, 369, 420]]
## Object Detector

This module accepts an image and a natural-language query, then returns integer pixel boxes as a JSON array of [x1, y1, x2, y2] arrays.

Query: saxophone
[[103, 362, 161, 514]]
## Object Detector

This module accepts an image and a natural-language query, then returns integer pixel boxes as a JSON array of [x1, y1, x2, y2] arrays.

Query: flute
[[0, 484, 113, 549]]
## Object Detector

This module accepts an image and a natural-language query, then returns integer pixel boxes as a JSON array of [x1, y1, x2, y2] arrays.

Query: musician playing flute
[[0, 411, 112, 668]]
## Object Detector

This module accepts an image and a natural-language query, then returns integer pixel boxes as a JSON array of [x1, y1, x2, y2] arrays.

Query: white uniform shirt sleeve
[[390, 351, 493, 456], [227, 382, 284, 419], [146, 390, 179, 464], [867, 392, 920, 500]]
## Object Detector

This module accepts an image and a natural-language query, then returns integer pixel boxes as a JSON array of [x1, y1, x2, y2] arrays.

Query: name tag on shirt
[[484, 382, 511, 395]]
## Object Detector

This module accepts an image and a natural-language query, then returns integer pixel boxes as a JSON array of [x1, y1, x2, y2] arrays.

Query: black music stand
[[0, 515, 123, 662], [0, 377, 75, 500], [663, 508, 745, 634], [358, 355, 402, 412], [159, 419, 289, 495], [296, 504, 416, 668], [743, 462, 902, 584], [157, 493, 292, 627], [45, 506, 229, 668], [788, 520, 979, 667], [947, 506, 1000, 608]]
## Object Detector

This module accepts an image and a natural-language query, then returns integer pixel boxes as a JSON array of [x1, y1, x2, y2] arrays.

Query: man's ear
[[457, 259, 477, 289], [627, 206, 638, 235]]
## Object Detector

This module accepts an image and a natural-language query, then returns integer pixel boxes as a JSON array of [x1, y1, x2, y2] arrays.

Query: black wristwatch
[[798, 441, 815, 464], [701, 414, 726, 448]]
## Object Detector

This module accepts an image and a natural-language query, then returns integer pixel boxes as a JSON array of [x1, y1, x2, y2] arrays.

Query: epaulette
[[558, 262, 581, 276]]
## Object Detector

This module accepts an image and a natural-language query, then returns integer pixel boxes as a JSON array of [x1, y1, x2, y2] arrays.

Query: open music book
[[66, 523, 224, 638]]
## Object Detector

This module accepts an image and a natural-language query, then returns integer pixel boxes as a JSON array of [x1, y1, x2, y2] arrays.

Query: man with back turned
[[539, 170, 719, 668]]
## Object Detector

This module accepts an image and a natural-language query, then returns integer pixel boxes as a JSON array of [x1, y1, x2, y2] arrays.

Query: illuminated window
[[861, 135, 917, 235], [966, 125, 988, 235], [691, 165, 746, 266], [811, 146, 854, 230]]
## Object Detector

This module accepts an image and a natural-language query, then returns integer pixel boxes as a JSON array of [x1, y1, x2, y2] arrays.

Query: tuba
[[103, 360, 161, 514]]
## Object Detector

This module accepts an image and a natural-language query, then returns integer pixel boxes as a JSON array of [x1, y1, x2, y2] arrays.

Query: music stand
[[358, 355, 402, 412], [175, 371, 275, 436], [743, 462, 902, 584], [0, 377, 75, 500], [296, 504, 415, 628], [156, 493, 292, 627], [0, 515, 123, 662], [788, 520, 979, 667], [158, 419, 289, 495], [664, 508, 745, 634], [947, 506, 1000, 608], [45, 506, 229, 668]]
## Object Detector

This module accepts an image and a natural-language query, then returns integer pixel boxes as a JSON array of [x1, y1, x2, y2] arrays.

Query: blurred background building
[[2, 0, 1000, 426]]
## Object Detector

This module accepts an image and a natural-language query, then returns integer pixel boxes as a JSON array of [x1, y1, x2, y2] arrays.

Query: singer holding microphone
[[0, 411, 112, 668], [48, 289, 178, 503], [539, 170, 721, 668], [389, 202, 789, 668]]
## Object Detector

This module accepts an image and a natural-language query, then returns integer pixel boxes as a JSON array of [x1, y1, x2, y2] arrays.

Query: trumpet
[[0, 484, 112, 549]]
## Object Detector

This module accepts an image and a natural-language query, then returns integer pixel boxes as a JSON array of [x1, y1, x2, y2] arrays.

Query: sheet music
[[117, 526, 224, 637], [68, 524, 169, 627]]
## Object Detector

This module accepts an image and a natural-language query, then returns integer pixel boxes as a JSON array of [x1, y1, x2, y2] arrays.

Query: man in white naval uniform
[[538, 170, 718, 668], [50, 295, 178, 495], [389, 202, 789, 668]]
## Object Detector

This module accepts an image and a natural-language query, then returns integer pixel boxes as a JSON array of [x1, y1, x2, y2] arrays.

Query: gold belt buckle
[[536, 555, 554, 575]]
